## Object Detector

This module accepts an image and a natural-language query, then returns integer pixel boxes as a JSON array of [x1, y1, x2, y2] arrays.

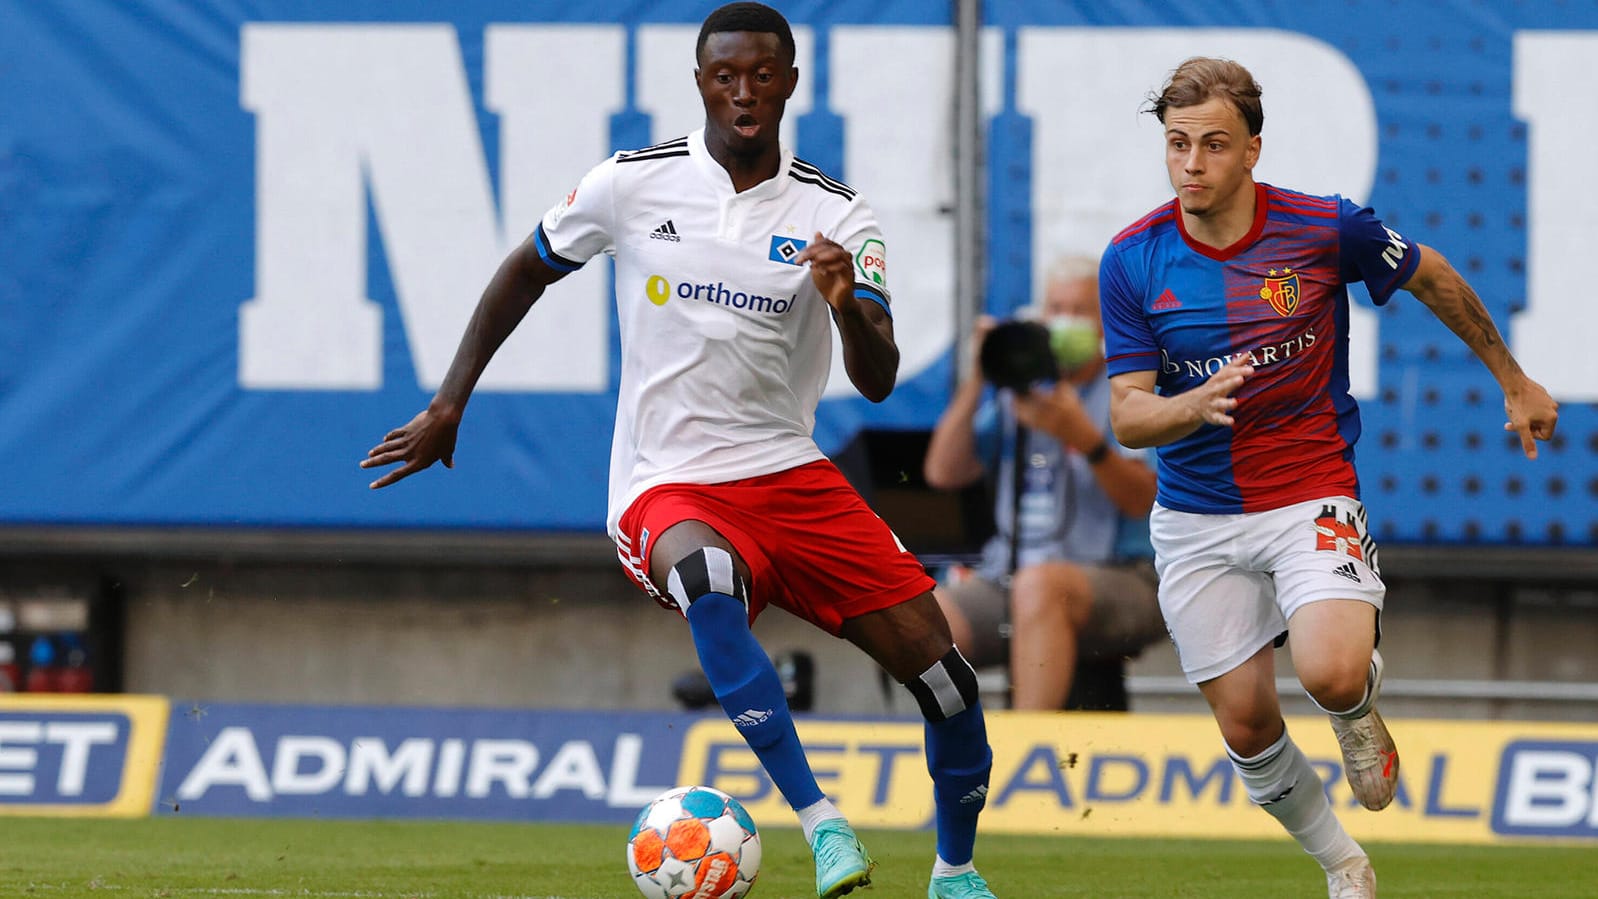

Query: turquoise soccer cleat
[[928, 870, 999, 898], [810, 819, 874, 898]]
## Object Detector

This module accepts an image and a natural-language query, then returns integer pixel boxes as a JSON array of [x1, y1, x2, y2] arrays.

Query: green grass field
[[4, 817, 1595, 898]]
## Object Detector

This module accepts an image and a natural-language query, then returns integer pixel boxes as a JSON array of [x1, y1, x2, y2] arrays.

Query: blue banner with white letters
[[2, 0, 1594, 542], [5, 694, 1595, 845], [0, 711, 132, 804], [157, 703, 688, 822]]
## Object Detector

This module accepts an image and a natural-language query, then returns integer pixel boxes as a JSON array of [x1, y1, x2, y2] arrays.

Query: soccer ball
[[626, 785, 762, 899]]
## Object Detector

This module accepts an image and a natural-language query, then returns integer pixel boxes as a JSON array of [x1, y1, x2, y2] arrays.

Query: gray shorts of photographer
[[939, 560, 1167, 667]]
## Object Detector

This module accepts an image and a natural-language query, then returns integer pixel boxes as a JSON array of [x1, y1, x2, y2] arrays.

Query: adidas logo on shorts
[[1332, 562, 1362, 583], [732, 708, 772, 728], [649, 220, 681, 242]]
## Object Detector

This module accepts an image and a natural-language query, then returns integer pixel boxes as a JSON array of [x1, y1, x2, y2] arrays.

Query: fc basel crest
[[1260, 268, 1300, 317]]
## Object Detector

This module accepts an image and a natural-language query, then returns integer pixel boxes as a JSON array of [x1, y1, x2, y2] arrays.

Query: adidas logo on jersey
[[649, 220, 681, 242], [732, 708, 772, 728], [1332, 562, 1362, 583], [1153, 288, 1182, 310]]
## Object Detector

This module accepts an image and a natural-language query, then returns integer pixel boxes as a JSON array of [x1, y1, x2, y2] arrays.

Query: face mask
[[1046, 315, 1101, 372]]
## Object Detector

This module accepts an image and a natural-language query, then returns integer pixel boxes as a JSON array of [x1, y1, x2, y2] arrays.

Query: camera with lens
[[978, 319, 1058, 392], [978, 314, 1102, 392]]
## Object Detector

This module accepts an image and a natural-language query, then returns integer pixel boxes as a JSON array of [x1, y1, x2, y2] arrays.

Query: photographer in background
[[923, 255, 1165, 710]]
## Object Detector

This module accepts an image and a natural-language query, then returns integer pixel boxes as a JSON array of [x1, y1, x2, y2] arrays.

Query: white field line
[[17, 886, 590, 899]]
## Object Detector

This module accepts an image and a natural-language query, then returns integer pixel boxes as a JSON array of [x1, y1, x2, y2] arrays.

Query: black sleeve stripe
[[618, 136, 688, 159], [617, 149, 690, 165], [791, 158, 856, 198], [788, 170, 855, 200], [791, 156, 849, 185]]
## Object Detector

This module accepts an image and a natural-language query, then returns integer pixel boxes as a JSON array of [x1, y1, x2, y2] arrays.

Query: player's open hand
[[1190, 355, 1255, 428], [793, 232, 854, 312], [361, 407, 461, 489], [1504, 376, 1559, 459]]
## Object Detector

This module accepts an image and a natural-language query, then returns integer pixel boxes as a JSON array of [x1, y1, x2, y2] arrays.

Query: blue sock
[[686, 592, 824, 811], [925, 702, 991, 866]]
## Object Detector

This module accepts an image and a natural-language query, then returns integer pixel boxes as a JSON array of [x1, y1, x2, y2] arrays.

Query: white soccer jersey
[[532, 128, 893, 536]]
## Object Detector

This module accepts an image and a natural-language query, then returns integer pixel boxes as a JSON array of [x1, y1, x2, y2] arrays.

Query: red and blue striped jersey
[[1099, 183, 1421, 514]]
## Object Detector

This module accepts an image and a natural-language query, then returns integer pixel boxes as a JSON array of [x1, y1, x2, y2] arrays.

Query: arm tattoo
[[1419, 266, 1512, 366], [1447, 273, 1501, 351]]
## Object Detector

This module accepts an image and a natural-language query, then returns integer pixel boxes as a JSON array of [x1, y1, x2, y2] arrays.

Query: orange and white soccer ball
[[626, 785, 762, 899]]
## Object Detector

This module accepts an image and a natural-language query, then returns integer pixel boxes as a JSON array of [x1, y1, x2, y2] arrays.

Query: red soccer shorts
[[614, 459, 936, 635]]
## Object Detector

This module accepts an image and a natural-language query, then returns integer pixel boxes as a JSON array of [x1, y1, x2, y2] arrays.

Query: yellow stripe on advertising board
[[681, 717, 933, 829], [680, 712, 1598, 845], [0, 694, 169, 818]]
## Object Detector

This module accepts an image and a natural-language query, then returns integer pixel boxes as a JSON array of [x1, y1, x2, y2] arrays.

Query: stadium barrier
[[4, 696, 1596, 844]]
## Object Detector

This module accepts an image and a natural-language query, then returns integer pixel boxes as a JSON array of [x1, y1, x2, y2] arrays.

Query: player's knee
[[676, 548, 760, 690], [1011, 563, 1089, 616], [1218, 712, 1286, 758], [1008, 583, 1045, 624], [1223, 728, 1283, 761], [1299, 659, 1371, 715], [1008, 563, 1051, 599], [906, 646, 981, 723], [666, 546, 750, 613]]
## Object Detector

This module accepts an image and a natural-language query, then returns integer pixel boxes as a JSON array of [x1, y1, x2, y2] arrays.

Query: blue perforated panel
[[982, 2, 1598, 546]]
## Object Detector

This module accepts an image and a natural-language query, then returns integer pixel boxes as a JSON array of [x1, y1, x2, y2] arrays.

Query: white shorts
[[1150, 495, 1386, 684]]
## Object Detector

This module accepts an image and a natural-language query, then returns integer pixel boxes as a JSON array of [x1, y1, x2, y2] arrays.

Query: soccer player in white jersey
[[363, 5, 999, 898]]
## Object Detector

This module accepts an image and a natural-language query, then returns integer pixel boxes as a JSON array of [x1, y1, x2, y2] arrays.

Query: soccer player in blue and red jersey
[[1099, 58, 1558, 898]]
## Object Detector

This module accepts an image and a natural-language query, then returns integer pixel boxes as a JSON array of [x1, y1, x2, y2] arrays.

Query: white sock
[[796, 797, 844, 844], [932, 855, 975, 879], [1229, 729, 1365, 871]]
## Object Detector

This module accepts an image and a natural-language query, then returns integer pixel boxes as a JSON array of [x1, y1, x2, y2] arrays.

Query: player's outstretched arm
[[1108, 358, 1254, 449], [1402, 244, 1558, 458], [796, 232, 898, 402], [361, 238, 569, 488]]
